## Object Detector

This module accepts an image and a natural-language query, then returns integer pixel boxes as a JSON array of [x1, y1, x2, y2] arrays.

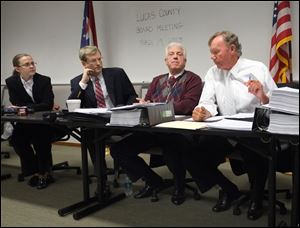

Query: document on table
[[184, 116, 224, 122], [110, 102, 166, 111], [184, 113, 254, 122], [158, 113, 254, 131], [225, 112, 254, 119], [155, 121, 207, 130], [74, 108, 112, 114], [206, 119, 253, 131]]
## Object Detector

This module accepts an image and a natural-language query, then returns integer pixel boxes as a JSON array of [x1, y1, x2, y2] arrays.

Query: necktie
[[165, 75, 177, 102], [94, 78, 106, 108], [168, 75, 176, 88]]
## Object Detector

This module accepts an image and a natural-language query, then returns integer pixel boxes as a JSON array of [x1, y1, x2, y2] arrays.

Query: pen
[[248, 74, 255, 81]]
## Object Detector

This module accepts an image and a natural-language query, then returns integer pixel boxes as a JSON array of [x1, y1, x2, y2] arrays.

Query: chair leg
[[1, 151, 12, 181], [263, 193, 288, 215], [232, 189, 289, 216], [18, 173, 25, 182], [1, 151, 10, 158], [185, 183, 201, 200], [52, 161, 81, 175], [113, 159, 120, 188], [1, 173, 12, 181], [233, 192, 250, 216], [110, 159, 127, 188], [150, 178, 201, 202], [184, 177, 201, 200]]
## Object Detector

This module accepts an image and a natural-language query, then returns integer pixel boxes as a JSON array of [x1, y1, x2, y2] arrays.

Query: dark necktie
[[94, 78, 106, 108], [168, 75, 176, 88]]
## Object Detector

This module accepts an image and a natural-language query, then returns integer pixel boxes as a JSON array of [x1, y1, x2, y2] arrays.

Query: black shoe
[[212, 190, 241, 212], [134, 185, 155, 199], [247, 201, 263, 220], [36, 175, 55, 190], [27, 175, 39, 187], [171, 189, 186, 205]]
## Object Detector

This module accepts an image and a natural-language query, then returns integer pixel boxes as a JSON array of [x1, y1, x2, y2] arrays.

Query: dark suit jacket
[[5, 73, 54, 111], [69, 67, 137, 108]]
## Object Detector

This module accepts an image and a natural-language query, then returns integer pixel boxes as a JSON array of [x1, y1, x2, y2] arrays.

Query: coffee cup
[[17, 106, 28, 116], [66, 99, 81, 112]]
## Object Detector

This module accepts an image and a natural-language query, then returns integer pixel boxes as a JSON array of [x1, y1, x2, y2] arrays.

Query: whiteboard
[[101, 1, 299, 83], [1, 1, 299, 84]]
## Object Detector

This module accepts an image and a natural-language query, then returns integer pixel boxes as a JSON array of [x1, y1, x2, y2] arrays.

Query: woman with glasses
[[5, 53, 55, 189]]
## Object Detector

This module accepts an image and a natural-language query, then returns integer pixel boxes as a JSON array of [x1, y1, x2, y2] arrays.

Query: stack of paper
[[268, 87, 299, 115], [74, 108, 111, 114], [109, 109, 142, 126], [110, 102, 166, 111], [155, 121, 207, 130], [206, 119, 253, 131], [109, 102, 175, 127], [266, 86, 299, 135], [267, 112, 299, 135]]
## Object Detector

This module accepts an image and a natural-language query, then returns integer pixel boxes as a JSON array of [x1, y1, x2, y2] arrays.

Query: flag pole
[[288, 40, 293, 82]]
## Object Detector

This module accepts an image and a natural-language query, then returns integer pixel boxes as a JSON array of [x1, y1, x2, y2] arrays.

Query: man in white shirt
[[187, 31, 277, 220]]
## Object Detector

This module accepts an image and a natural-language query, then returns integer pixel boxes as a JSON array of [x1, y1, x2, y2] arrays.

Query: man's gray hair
[[208, 31, 242, 57], [165, 42, 187, 58]]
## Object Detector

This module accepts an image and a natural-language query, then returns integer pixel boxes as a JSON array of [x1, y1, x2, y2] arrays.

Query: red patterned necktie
[[94, 78, 106, 108], [168, 75, 176, 88]]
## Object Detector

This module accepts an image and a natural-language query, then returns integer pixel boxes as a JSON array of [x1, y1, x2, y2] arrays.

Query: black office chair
[[147, 148, 201, 202], [1, 115, 12, 180], [227, 141, 292, 216], [17, 125, 82, 182], [49, 125, 82, 174], [1, 140, 12, 181]]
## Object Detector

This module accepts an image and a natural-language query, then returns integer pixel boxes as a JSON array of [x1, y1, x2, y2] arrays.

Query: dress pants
[[184, 136, 239, 194], [110, 132, 162, 187], [85, 129, 108, 176], [111, 132, 189, 189], [237, 138, 270, 203], [10, 123, 53, 176], [160, 133, 189, 191]]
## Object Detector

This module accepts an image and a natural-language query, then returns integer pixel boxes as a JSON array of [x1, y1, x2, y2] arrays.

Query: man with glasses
[[68, 46, 137, 190], [5, 53, 55, 189]]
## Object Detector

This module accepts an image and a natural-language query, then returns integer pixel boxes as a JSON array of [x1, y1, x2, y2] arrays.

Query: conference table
[[1, 111, 298, 226]]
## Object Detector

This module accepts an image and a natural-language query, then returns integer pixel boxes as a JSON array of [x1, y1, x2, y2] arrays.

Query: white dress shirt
[[21, 77, 35, 102], [197, 57, 278, 116], [168, 69, 184, 79]]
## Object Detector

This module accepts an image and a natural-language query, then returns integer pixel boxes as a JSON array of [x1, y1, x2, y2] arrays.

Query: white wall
[[1, 1, 299, 85]]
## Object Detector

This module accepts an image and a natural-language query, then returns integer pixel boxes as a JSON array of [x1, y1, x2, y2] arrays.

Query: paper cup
[[66, 99, 81, 112]]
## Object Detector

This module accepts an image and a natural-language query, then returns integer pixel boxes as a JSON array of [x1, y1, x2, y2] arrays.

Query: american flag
[[269, 1, 293, 83], [80, 1, 98, 48]]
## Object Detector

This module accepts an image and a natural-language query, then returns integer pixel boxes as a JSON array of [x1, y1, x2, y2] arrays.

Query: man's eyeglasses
[[19, 62, 37, 68]]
